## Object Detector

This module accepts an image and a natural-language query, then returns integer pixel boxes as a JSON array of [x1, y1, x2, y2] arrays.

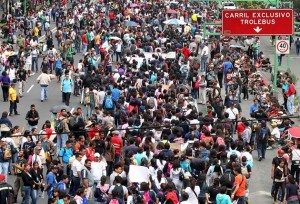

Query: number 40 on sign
[[276, 40, 290, 54]]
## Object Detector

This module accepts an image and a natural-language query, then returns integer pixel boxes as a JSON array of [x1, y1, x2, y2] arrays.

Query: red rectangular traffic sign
[[222, 9, 294, 36]]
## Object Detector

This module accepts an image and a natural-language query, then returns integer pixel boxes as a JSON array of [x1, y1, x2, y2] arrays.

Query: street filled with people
[[0, 0, 299, 204]]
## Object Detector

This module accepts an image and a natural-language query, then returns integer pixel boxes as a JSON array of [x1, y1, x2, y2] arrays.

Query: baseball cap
[[94, 153, 100, 157], [35, 146, 42, 150], [0, 174, 5, 181], [278, 149, 285, 154], [112, 130, 119, 135]]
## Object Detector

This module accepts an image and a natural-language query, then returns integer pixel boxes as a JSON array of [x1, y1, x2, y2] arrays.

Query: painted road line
[[70, 107, 74, 114], [248, 190, 271, 197], [26, 85, 34, 93], [39, 27, 57, 41]]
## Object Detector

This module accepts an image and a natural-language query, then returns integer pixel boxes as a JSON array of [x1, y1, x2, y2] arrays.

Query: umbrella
[[170, 1, 179, 4], [109, 36, 121, 41], [124, 21, 138, 27], [166, 9, 177, 14], [50, 105, 71, 113], [288, 127, 300, 138], [163, 19, 186, 25], [130, 3, 138, 7]]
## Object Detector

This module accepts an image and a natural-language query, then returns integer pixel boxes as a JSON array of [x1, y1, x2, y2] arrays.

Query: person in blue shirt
[[111, 84, 121, 102], [249, 99, 259, 115], [180, 154, 192, 173], [45, 166, 58, 202], [223, 57, 233, 74], [282, 80, 289, 110], [56, 175, 69, 192], [61, 72, 73, 106], [59, 140, 74, 174], [133, 147, 149, 165]]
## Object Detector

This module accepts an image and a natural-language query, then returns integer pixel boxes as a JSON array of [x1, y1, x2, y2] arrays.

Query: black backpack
[[114, 185, 124, 200], [220, 172, 234, 189]]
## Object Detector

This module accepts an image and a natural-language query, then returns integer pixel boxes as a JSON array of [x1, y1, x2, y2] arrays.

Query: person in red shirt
[[181, 45, 190, 59], [87, 121, 100, 140], [200, 130, 214, 146], [86, 141, 96, 162], [111, 130, 123, 163], [237, 117, 246, 137], [81, 32, 88, 53], [285, 79, 296, 115], [165, 183, 179, 204]]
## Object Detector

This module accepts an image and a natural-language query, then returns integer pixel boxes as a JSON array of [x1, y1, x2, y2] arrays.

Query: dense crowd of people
[[0, 0, 299, 204]]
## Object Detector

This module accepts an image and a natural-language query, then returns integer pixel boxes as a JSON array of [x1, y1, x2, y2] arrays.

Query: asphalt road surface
[[3, 18, 300, 204]]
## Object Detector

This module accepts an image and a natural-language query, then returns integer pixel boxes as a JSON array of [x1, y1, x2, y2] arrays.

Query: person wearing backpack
[[220, 164, 235, 196], [107, 187, 125, 204], [108, 176, 128, 202], [147, 93, 157, 110], [61, 73, 73, 106], [139, 182, 156, 204], [255, 120, 271, 161], [103, 91, 115, 114], [56, 112, 70, 156]]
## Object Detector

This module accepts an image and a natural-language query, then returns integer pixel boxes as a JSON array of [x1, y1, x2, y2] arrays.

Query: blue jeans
[[225, 82, 229, 95], [95, 45, 100, 55], [56, 133, 68, 155], [115, 154, 121, 164], [32, 189, 38, 204], [31, 57, 38, 72], [0, 161, 9, 181], [69, 176, 80, 196], [82, 44, 87, 53], [257, 141, 267, 158], [296, 46, 300, 55], [116, 52, 122, 62], [287, 95, 295, 115], [191, 88, 199, 99], [86, 104, 95, 119], [75, 42, 81, 53], [27, 125, 38, 132], [40, 85, 48, 100], [200, 56, 208, 72], [22, 186, 35, 204]]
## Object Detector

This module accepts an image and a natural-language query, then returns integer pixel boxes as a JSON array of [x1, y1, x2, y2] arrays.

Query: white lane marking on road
[[70, 107, 74, 114], [248, 190, 271, 197], [39, 27, 57, 41], [26, 85, 34, 93]]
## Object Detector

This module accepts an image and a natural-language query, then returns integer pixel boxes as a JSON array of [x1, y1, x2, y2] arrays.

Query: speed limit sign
[[276, 40, 290, 54]]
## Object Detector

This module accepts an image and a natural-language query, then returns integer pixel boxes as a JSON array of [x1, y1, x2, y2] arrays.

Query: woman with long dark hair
[[30, 161, 43, 203], [21, 163, 36, 204]]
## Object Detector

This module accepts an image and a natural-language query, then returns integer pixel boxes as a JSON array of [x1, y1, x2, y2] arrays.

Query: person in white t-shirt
[[225, 103, 239, 120], [184, 178, 200, 204], [91, 153, 106, 186], [267, 122, 281, 150]]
